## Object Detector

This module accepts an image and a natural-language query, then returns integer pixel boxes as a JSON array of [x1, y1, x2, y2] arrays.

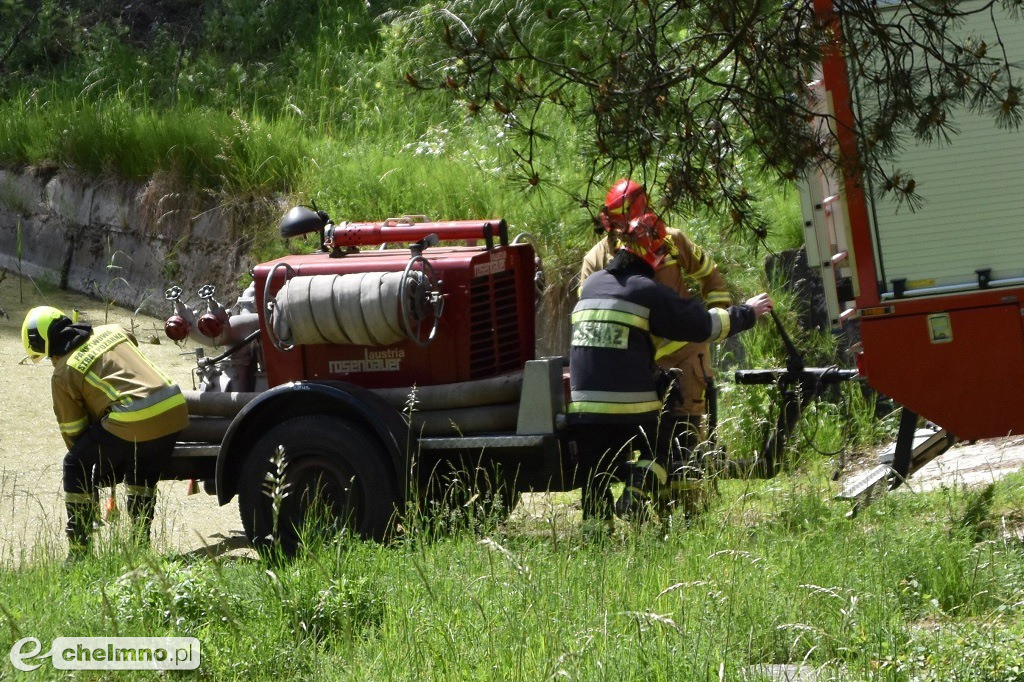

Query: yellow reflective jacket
[[51, 325, 189, 448]]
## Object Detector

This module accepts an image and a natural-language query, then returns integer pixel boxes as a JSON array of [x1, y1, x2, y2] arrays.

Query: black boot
[[675, 415, 704, 459], [65, 496, 97, 563], [615, 461, 664, 521], [126, 487, 157, 547], [665, 417, 717, 518]]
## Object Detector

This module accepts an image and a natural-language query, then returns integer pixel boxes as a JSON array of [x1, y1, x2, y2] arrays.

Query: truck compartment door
[[859, 302, 1024, 440]]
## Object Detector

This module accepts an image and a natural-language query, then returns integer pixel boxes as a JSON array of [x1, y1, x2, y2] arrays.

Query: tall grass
[[1, 471, 1022, 679], [0, 92, 310, 193]]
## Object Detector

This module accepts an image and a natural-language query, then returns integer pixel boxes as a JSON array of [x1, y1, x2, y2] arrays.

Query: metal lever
[[770, 309, 804, 376]]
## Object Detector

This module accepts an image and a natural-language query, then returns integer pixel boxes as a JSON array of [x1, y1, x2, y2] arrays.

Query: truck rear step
[[837, 417, 956, 515]]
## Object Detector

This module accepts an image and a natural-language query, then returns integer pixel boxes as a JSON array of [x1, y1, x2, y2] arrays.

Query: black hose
[[199, 329, 260, 367], [769, 309, 804, 375]]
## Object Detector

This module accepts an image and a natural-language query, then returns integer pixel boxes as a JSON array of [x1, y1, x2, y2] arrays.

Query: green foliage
[[391, 0, 1024, 232], [0, 0, 586, 218], [955, 484, 998, 543], [109, 559, 242, 633], [993, 470, 1024, 523], [0, 93, 309, 192], [265, 564, 386, 642], [760, 186, 805, 252], [895, 619, 1024, 682], [0, 0, 82, 77]]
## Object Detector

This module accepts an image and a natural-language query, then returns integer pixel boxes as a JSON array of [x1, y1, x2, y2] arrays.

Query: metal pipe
[[184, 391, 260, 418], [373, 372, 523, 410], [199, 328, 260, 367], [180, 417, 232, 443], [183, 371, 524, 420], [328, 219, 508, 247], [409, 404, 519, 437]]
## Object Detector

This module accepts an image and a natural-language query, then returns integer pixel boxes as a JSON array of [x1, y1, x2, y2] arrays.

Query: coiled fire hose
[[273, 271, 409, 346], [265, 264, 442, 350]]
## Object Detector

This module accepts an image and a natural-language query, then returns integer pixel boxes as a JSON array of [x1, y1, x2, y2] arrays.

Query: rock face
[[765, 246, 860, 360], [0, 166, 263, 316], [765, 247, 829, 331]]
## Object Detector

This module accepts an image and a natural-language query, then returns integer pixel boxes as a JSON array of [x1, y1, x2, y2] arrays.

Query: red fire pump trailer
[[162, 208, 581, 553], [800, 0, 1024, 498]]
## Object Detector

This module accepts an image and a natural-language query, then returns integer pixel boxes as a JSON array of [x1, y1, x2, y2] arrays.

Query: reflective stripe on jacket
[[52, 325, 189, 447], [579, 228, 731, 362], [568, 252, 754, 423]]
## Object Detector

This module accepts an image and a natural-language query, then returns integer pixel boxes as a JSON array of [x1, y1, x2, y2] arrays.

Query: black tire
[[238, 415, 399, 556]]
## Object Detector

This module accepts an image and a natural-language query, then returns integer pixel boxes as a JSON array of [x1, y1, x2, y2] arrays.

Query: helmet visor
[[26, 325, 45, 355], [600, 208, 629, 233]]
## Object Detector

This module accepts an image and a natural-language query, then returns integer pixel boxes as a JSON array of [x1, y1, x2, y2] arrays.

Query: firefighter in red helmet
[[580, 179, 741, 510], [21, 306, 189, 561], [602, 179, 650, 227], [570, 213, 773, 524]]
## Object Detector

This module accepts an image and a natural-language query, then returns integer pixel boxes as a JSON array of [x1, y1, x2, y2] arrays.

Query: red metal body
[[814, 0, 1024, 440], [328, 218, 507, 247], [857, 291, 1024, 439], [254, 244, 536, 389]]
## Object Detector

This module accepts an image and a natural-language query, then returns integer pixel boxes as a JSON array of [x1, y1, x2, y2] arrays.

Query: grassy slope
[[0, 1, 599, 261], [0, 1, 799, 261]]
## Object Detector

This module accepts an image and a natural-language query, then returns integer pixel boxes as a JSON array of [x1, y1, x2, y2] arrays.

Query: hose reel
[[263, 246, 444, 352], [400, 234, 444, 347]]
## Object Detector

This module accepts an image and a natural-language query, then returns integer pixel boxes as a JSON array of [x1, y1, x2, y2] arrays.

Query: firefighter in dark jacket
[[569, 215, 773, 522], [21, 306, 189, 560], [580, 179, 734, 464]]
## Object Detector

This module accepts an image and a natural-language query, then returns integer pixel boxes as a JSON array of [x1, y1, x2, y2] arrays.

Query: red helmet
[[621, 212, 668, 269], [602, 179, 649, 232]]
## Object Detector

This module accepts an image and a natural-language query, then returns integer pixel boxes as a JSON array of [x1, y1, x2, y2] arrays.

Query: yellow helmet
[[22, 306, 67, 362]]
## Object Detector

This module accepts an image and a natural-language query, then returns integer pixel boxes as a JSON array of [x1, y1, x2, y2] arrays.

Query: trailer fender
[[215, 381, 410, 505]]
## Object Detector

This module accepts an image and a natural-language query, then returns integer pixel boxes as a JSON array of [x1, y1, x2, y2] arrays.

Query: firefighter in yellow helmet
[[22, 306, 188, 561], [581, 180, 733, 462]]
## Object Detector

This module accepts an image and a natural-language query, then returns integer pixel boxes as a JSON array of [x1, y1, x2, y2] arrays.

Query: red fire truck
[[797, 0, 1024, 496], [806, 0, 1024, 440]]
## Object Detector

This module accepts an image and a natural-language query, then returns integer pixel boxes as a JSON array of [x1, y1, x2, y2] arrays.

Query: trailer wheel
[[238, 415, 398, 556]]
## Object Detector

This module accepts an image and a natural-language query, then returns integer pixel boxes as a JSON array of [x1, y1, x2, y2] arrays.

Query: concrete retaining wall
[[0, 166, 264, 317]]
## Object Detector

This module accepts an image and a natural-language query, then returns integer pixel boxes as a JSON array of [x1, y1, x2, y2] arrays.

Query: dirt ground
[[903, 436, 1024, 493], [0, 274, 1021, 566]]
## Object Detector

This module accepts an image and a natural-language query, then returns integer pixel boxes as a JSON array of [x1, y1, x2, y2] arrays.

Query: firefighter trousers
[[574, 420, 656, 520], [63, 422, 179, 551]]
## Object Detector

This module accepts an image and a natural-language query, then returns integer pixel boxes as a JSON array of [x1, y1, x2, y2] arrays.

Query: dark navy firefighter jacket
[[568, 250, 756, 424]]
